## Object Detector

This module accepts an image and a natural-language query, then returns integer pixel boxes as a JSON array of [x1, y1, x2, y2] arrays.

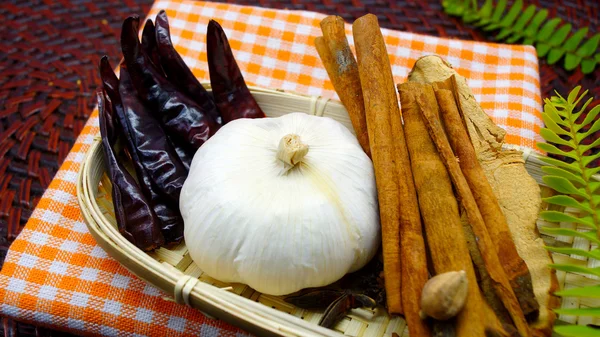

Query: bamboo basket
[[77, 85, 597, 336]]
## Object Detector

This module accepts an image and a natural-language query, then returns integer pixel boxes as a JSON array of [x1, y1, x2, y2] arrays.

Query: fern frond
[[537, 87, 600, 335], [543, 195, 594, 213], [545, 246, 600, 260], [555, 324, 600, 337], [442, 0, 600, 74], [556, 285, 600, 297]]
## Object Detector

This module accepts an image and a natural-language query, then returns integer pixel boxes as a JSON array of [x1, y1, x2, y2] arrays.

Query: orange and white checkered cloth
[[0, 0, 544, 336]]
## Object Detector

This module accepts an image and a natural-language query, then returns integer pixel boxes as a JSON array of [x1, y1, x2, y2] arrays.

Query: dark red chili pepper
[[121, 16, 219, 151], [99, 57, 185, 243], [97, 88, 164, 251], [118, 64, 186, 243], [206, 19, 265, 123], [141, 19, 163, 74], [155, 10, 222, 125]]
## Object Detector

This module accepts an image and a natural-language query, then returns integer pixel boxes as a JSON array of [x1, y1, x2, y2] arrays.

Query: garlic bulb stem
[[277, 134, 309, 173]]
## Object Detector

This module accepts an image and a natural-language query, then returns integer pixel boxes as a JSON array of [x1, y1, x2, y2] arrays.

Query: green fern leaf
[[564, 54, 582, 71], [590, 181, 600, 194], [582, 137, 600, 154], [556, 285, 600, 297], [541, 227, 599, 244], [540, 156, 582, 175], [548, 48, 566, 65], [587, 167, 600, 180], [564, 27, 589, 52], [498, 0, 521, 27], [580, 118, 600, 141], [550, 264, 600, 277], [536, 42, 552, 57], [546, 246, 600, 260], [503, 5, 536, 43], [581, 59, 598, 74], [538, 17, 563, 41], [540, 211, 595, 228], [554, 325, 600, 337], [583, 152, 600, 168], [576, 33, 600, 57], [490, 0, 507, 23], [494, 0, 523, 40], [537, 142, 578, 160], [555, 307, 600, 317], [523, 9, 548, 41], [566, 86, 582, 104], [542, 167, 586, 185], [542, 111, 570, 135], [573, 98, 595, 128], [577, 105, 600, 132], [478, 0, 494, 17], [543, 175, 589, 199], [549, 23, 573, 46], [543, 101, 570, 125], [539, 129, 574, 148], [544, 195, 594, 213]]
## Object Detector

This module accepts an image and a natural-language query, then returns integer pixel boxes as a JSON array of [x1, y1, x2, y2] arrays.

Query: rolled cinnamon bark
[[416, 94, 532, 337], [399, 82, 497, 337], [433, 77, 539, 318], [352, 13, 402, 315], [353, 14, 429, 336], [316, 16, 370, 156]]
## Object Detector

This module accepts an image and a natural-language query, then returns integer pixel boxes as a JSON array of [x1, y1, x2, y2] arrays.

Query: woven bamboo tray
[[77, 85, 596, 336]]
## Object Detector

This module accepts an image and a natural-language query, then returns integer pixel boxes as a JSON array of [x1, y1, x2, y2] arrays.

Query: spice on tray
[[207, 20, 266, 123], [97, 89, 165, 251], [155, 10, 222, 126], [399, 82, 497, 336], [118, 65, 186, 244], [141, 19, 162, 73], [433, 77, 539, 317], [419, 271, 468, 321], [408, 55, 559, 336], [314, 16, 370, 156], [99, 58, 185, 244], [353, 15, 430, 337], [352, 13, 403, 316], [121, 16, 220, 152], [416, 93, 532, 337]]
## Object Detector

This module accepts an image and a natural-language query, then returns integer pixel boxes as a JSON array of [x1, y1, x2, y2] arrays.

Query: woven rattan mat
[[0, 0, 598, 336]]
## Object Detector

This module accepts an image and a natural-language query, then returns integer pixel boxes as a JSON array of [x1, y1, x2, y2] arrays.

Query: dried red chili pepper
[[206, 20, 265, 123], [155, 10, 222, 125], [141, 19, 163, 74], [97, 89, 164, 251], [121, 16, 220, 151], [99, 57, 185, 243], [118, 64, 187, 243]]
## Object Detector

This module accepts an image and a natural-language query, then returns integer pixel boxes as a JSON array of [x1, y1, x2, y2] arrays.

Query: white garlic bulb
[[180, 113, 380, 295]]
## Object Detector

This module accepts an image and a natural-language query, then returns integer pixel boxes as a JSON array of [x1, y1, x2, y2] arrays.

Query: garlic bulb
[[180, 113, 380, 295]]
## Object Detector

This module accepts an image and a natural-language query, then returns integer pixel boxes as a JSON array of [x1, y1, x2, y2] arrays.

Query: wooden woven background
[[0, 0, 598, 336]]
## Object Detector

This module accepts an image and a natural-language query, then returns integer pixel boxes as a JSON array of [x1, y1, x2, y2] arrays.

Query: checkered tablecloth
[[0, 0, 544, 336]]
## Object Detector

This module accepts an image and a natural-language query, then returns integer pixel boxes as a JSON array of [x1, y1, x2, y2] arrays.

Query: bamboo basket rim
[[77, 87, 592, 336]]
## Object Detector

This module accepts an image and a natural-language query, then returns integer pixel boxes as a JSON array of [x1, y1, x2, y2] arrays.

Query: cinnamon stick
[[352, 13, 402, 315], [353, 15, 429, 335], [315, 16, 370, 156], [416, 94, 532, 337], [399, 82, 497, 337], [433, 77, 539, 318]]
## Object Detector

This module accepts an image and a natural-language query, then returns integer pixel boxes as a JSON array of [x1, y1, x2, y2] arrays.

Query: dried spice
[[206, 20, 265, 123], [97, 88, 164, 251]]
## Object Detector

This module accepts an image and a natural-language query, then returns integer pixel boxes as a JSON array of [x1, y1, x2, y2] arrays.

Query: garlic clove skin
[[419, 270, 468, 320], [180, 113, 380, 296]]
